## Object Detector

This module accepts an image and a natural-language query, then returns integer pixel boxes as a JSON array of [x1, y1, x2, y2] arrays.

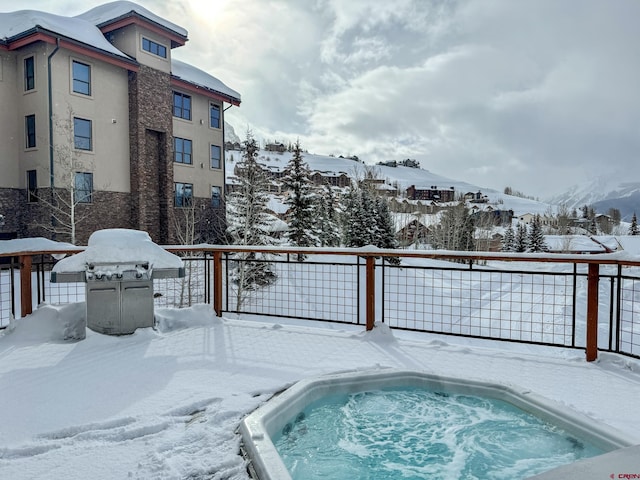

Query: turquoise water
[[273, 388, 603, 480]]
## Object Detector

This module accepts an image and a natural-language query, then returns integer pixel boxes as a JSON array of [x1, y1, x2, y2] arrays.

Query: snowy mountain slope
[[225, 148, 553, 216], [549, 175, 640, 220]]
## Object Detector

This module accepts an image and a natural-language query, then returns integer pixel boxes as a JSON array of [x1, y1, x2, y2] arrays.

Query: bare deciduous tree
[[32, 107, 95, 244]]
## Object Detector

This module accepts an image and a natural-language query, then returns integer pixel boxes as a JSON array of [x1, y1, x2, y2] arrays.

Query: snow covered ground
[[1, 303, 640, 480]]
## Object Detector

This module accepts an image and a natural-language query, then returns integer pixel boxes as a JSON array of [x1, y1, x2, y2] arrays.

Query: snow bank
[[2, 303, 86, 343]]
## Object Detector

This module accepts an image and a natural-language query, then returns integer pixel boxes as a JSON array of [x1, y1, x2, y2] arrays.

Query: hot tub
[[240, 370, 634, 480]]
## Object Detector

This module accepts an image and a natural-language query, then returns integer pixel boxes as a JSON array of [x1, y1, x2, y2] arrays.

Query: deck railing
[[1, 245, 639, 362]]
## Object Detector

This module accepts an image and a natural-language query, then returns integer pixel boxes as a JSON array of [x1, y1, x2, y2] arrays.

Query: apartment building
[[0, 1, 240, 244]]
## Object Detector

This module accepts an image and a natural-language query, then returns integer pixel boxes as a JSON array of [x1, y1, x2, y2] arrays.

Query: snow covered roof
[[172, 58, 241, 104], [76, 1, 187, 39], [544, 235, 616, 253], [0, 10, 131, 61]]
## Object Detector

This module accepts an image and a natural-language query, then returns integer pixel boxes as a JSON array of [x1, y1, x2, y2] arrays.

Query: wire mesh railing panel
[[153, 256, 211, 308], [32, 257, 86, 307], [383, 263, 575, 347], [619, 273, 640, 358], [0, 262, 15, 327], [224, 254, 359, 324], [44, 278, 86, 306]]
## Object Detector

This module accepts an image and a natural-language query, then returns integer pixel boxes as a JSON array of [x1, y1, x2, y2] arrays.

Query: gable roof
[[76, 1, 187, 47], [0, 9, 132, 62]]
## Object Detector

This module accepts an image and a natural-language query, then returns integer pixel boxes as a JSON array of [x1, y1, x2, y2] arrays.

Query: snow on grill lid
[[52, 229, 183, 273]]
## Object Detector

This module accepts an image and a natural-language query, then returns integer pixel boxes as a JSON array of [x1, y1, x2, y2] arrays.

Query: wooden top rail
[[1, 243, 638, 267], [162, 245, 640, 267]]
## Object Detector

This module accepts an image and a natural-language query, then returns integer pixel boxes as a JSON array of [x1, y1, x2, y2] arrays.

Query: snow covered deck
[[0, 307, 639, 479]]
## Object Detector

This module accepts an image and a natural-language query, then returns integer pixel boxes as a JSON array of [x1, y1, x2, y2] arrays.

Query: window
[[210, 145, 221, 169], [210, 103, 220, 129], [25, 115, 36, 148], [74, 117, 92, 150], [174, 137, 192, 164], [173, 92, 191, 120], [174, 182, 193, 207], [74, 172, 93, 203], [142, 37, 167, 58], [24, 56, 35, 91], [211, 186, 221, 208], [72, 60, 91, 95], [27, 170, 38, 203]]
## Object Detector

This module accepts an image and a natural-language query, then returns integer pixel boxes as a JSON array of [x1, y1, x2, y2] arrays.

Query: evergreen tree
[[281, 140, 318, 260], [515, 223, 528, 252], [317, 185, 341, 247], [630, 212, 639, 236], [374, 195, 398, 250], [501, 225, 516, 252], [226, 131, 278, 307], [342, 181, 398, 251], [527, 215, 549, 252], [342, 187, 367, 247]]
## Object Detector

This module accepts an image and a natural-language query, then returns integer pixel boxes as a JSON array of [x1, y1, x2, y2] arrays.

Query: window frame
[[72, 60, 91, 96], [74, 172, 93, 204], [210, 144, 221, 169], [27, 170, 38, 203], [174, 182, 193, 208], [210, 103, 221, 129], [24, 56, 35, 91], [142, 37, 167, 58], [25, 114, 36, 149], [174, 137, 193, 165], [211, 186, 222, 208], [173, 92, 192, 120], [73, 117, 93, 151]]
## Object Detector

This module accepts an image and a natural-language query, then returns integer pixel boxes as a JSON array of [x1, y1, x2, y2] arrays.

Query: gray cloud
[[26, 0, 640, 197]]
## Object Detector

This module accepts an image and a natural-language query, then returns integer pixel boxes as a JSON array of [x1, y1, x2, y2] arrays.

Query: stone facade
[[0, 188, 26, 239], [128, 66, 175, 244], [18, 188, 131, 244]]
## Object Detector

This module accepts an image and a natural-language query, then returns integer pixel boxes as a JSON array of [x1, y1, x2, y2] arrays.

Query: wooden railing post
[[213, 251, 223, 317], [586, 263, 599, 362], [366, 256, 375, 331], [19, 255, 33, 317]]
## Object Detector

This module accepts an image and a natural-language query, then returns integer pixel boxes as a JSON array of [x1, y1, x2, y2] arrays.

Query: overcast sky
[[16, 0, 640, 198]]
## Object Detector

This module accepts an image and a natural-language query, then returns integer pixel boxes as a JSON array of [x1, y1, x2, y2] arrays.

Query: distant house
[[595, 214, 615, 233], [377, 160, 397, 167], [406, 185, 455, 202], [395, 219, 431, 247], [311, 171, 351, 188], [472, 208, 514, 226], [398, 159, 420, 168], [465, 191, 488, 203], [225, 141, 242, 151], [518, 213, 536, 224], [265, 142, 286, 153], [475, 232, 504, 252], [363, 178, 398, 196]]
